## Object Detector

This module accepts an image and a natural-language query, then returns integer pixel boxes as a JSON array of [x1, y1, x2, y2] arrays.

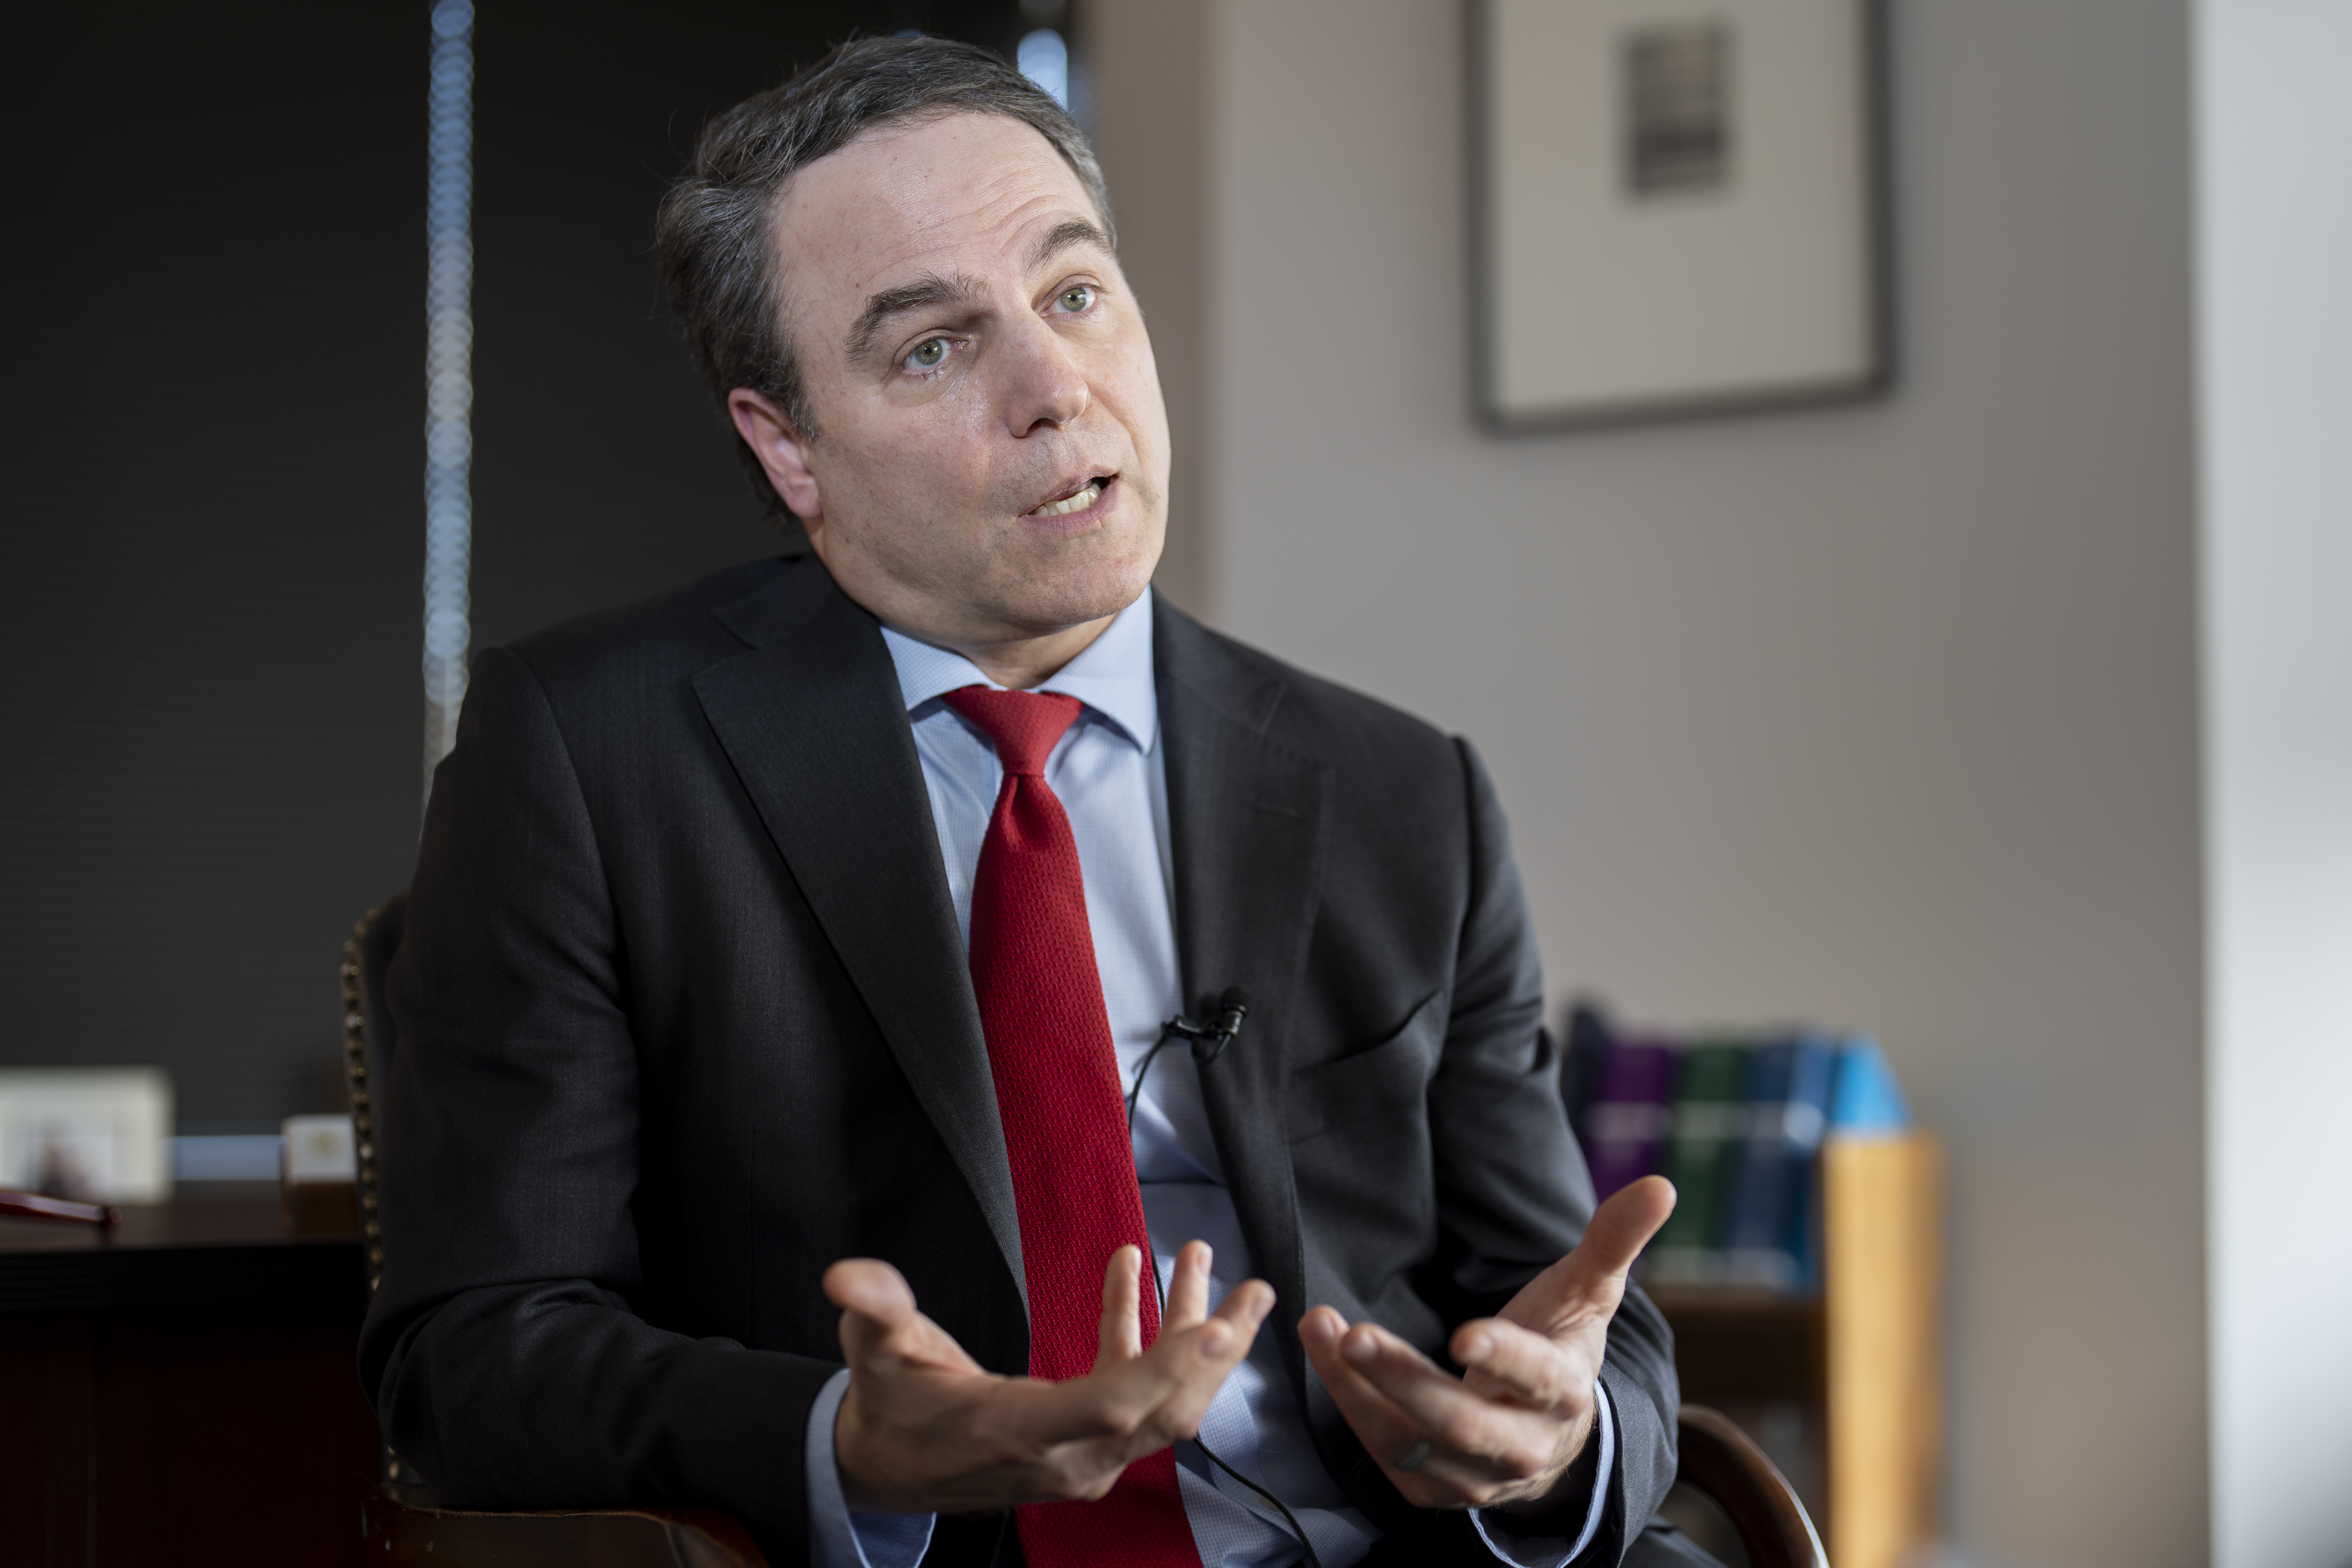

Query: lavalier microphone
[[1163, 986, 1252, 1065]]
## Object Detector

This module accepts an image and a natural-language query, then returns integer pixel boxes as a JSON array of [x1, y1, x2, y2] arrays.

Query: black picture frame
[[1469, 0, 1895, 433]]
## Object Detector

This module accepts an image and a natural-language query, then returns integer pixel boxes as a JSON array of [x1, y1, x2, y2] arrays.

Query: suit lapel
[[692, 563, 1025, 1307], [687, 573, 1330, 1338], [1155, 595, 1330, 1368]]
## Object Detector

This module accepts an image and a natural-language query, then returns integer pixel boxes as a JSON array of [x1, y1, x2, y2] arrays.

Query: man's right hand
[[825, 1241, 1273, 1515]]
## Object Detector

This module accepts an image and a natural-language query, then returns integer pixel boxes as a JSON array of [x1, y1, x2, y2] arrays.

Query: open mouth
[[1026, 474, 1114, 518]]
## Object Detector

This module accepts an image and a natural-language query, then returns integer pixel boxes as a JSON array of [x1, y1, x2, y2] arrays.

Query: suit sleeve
[[358, 646, 837, 1562], [1422, 737, 1680, 1566]]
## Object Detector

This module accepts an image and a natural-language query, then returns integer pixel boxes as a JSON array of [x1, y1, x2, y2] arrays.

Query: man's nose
[[999, 311, 1091, 436]]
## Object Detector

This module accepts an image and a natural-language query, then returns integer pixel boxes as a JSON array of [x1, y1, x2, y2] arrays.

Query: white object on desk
[[281, 1114, 356, 1183], [0, 1067, 174, 1202]]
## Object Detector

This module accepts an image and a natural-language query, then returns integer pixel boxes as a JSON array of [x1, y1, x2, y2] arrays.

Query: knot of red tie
[[942, 686, 1082, 776]]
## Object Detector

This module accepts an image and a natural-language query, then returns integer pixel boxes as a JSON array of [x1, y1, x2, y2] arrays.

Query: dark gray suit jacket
[[360, 554, 1679, 1566]]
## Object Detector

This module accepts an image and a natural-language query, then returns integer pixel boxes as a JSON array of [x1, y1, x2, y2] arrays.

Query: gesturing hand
[[1298, 1175, 1676, 1518], [827, 1241, 1274, 1515]]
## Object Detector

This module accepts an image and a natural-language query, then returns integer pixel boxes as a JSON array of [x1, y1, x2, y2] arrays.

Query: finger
[[1502, 1176, 1678, 1336], [1574, 1174, 1678, 1282], [1452, 1316, 1592, 1413], [1122, 1276, 1273, 1438], [1208, 1275, 1273, 1331], [1096, 1245, 1143, 1367], [826, 1257, 981, 1375], [1298, 1311, 1447, 1493], [827, 1257, 916, 1368], [1335, 1323, 1563, 1494], [1298, 1312, 1424, 1458], [1149, 1276, 1272, 1437], [1164, 1240, 1212, 1331], [1339, 1323, 1522, 1446], [1018, 1278, 1274, 1453], [825, 1257, 916, 1324], [1298, 1303, 1349, 1359], [1304, 1310, 1588, 1510]]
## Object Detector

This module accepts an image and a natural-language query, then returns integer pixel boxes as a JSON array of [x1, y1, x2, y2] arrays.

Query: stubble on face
[[768, 113, 1171, 660]]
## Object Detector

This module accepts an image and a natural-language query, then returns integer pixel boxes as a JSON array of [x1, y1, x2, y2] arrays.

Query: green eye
[[1060, 286, 1095, 312], [908, 338, 947, 369]]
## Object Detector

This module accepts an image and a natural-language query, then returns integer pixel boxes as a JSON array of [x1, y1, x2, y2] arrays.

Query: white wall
[[1099, 2, 2212, 1564], [2196, 4, 2352, 1567]]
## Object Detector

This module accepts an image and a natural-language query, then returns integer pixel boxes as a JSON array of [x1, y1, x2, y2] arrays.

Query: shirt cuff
[[805, 1366, 938, 1568], [1466, 1379, 1616, 1568]]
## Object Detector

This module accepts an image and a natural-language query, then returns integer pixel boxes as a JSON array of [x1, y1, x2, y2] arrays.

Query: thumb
[[827, 1257, 919, 1367], [826, 1257, 918, 1326], [826, 1257, 982, 1375], [1576, 1174, 1677, 1282], [1507, 1176, 1678, 1335]]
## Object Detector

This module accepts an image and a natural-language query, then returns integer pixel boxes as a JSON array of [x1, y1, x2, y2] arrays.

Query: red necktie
[[941, 686, 1201, 1568]]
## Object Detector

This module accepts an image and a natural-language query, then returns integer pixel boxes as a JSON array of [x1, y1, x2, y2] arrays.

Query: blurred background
[[2, 3, 2346, 1568]]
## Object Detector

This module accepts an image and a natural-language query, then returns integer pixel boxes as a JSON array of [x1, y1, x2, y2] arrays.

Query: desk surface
[[0, 1184, 363, 1314]]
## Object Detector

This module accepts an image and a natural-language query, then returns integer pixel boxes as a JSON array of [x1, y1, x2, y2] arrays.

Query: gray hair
[[655, 34, 1113, 518]]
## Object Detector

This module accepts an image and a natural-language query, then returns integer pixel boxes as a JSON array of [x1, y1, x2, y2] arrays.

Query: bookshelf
[[1650, 1131, 1943, 1568]]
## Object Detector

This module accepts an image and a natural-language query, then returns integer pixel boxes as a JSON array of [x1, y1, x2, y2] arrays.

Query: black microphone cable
[[1124, 989, 1327, 1568]]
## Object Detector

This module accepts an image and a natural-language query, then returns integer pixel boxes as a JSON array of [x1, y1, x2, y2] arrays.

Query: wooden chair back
[[1676, 1404, 1830, 1568], [363, 1485, 770, 1566], [341, 893, 406, 1294]]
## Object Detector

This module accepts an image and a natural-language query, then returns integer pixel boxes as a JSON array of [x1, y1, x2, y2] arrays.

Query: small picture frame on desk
[[1471, 0, 1891, 430]]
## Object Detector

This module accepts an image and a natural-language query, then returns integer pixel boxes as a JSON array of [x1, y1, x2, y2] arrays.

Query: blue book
[[1828, 1037, 1911, 1132], [1721, 1034, 1838, 1291], [1559, 1001, 1615, 1138]]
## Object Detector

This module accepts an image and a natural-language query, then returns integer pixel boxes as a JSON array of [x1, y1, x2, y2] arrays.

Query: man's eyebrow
[[845, 272, 986, 363], [841, 225, 1109, 364], [1029, 217, 1113, 271]]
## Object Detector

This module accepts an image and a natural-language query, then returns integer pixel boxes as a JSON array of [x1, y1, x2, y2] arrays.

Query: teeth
[[1029, 480, 1102, 517]]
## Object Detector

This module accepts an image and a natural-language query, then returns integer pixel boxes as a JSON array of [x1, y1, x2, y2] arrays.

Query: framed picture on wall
[[1472, 0, 1889, 429]]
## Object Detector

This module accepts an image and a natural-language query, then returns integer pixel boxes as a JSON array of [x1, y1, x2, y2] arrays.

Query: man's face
[[739, 112, 1169, 651]]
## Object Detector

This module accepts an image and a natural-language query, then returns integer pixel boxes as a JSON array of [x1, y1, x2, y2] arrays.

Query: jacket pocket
[[1286, 990, 1446, 1145]]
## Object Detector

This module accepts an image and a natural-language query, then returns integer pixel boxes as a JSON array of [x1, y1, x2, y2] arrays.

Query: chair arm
[[362, 1482, 771, 1567], [1675, 1405, 1829, 1568]]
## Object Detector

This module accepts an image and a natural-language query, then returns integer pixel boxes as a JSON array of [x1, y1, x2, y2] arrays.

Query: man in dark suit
[[362, 35, 1703, 1568]]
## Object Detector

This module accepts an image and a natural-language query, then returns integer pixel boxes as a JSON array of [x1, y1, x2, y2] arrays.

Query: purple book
[[1577, 1037, 1678, 1201]]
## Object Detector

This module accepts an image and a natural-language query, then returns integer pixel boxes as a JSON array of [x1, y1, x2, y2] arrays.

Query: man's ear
[[727, 388, 823, 521]]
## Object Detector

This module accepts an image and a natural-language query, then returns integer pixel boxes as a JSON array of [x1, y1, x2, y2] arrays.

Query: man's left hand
[[1297, 1175, 1675, 1518]]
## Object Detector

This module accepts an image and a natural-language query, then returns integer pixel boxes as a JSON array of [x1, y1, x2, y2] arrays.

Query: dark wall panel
[[469, 0, 1033, 648], [2, 4, 424, 1125], [1, 0, 1033, 1125]]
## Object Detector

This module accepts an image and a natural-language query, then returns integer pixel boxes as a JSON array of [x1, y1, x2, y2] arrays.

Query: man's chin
[[985, 540, 1160, 633], [989, 580, 1152, 642], [819, 514, 1162, 649]]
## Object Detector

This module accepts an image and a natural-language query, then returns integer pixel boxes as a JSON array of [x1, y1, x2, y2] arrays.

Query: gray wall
[[1091, 0, 1214, 615], [1098, 1, 2209, 1563]]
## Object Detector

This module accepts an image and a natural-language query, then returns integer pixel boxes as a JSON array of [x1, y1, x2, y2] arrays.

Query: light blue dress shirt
[[803, 594, 1611, 1568]]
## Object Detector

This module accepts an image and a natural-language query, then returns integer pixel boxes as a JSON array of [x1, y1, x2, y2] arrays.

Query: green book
[[1642, 1041, 1748, 1286]]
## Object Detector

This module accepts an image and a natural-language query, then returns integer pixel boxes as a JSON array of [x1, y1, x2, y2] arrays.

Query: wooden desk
[[0, 1185, 379, 1567]]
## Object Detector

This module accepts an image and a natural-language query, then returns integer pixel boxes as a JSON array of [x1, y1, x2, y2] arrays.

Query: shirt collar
[[878, 591, 1159, 752]]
